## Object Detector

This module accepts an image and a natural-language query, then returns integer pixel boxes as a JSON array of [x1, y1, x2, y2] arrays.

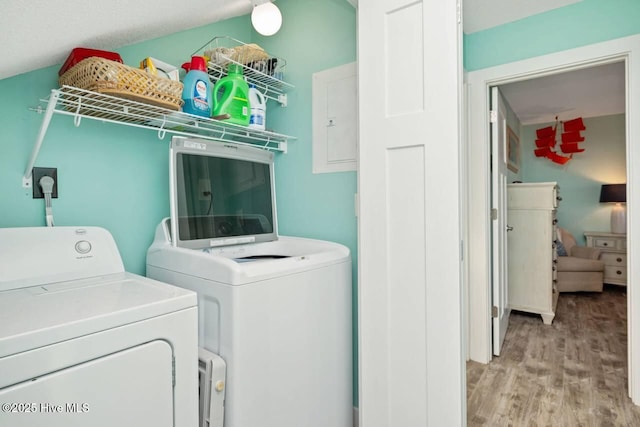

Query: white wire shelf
[[23, 86, 295, 187], [193, 36, 294, 105], [207, 61, 294, 105]]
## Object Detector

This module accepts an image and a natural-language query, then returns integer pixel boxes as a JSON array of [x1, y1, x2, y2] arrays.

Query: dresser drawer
[[605, 265, 627, 281], [601, 252, 627, 267], [592, 237, 623, 250], [508, 183, 559, 209]]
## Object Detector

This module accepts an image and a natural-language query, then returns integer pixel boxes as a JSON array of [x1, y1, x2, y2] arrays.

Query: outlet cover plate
[[32, 167, 58, 199]]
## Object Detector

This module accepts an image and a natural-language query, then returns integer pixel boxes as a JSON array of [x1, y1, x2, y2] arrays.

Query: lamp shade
[[599, 184, 626, 203]]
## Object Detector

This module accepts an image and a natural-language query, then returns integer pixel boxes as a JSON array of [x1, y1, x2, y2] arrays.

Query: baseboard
[[353, 406, 359, 427]]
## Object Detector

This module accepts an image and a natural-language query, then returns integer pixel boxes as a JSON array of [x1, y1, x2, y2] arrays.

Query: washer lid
[[0, 272, 196, 358]]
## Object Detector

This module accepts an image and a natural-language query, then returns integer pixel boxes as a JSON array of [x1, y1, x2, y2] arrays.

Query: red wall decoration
[[534, 117, 586, 165]]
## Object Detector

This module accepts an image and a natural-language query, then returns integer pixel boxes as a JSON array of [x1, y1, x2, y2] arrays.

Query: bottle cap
[[189, 56, 207, 72], [227, 63, 244, 75]]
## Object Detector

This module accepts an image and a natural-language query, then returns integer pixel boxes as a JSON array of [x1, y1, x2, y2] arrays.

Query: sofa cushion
[[557, 256, 604, 272]]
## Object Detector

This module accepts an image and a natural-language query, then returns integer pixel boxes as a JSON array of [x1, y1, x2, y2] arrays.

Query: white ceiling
[[462, 0, 583, 33], [0, 0, 622, 125], [500, 61, 626, 125], [0, 0, 253, 80], [0, 0, 584, 80]]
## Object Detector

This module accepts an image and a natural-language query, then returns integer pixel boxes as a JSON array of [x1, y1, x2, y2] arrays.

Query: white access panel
[[0, 341, 173, 427], [312, 62, 358, 173]]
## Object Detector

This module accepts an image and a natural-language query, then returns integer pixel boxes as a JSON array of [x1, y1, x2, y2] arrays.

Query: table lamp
[[599, 184, 626, 234]]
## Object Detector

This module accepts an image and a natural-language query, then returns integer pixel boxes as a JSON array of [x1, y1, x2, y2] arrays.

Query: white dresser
[[584, 231, 627, 286], [507, 182, 560, 325]]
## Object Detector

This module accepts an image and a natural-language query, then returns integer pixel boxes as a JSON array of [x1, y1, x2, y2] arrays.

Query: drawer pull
[[617, 270, 622, 275], [557, 196, 563, 201], [553, 219, 558, 225], [617, 257, 623, 263], [603, 242, 609, 246]]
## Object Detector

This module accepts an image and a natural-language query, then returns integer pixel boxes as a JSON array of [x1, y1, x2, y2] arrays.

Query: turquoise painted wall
[[253, 0, 358, 405], [0, 0, 358, 407], [464, 0, 640, 71], [0, 17, 252, 273], [521, 115, 626, 245], [464, 0, 637, 246]]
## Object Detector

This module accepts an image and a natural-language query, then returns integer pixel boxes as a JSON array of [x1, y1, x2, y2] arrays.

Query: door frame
[[466, 34, 640, 403]]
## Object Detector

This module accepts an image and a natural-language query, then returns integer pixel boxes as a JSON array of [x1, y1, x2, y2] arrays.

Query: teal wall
[[464, 0, 640, 71], [0, 0, 358, 407], [255, 0, 358, 405], [464, 0, 637, 246], [0, 17, 252, 272], [521, 115, 626, 245]]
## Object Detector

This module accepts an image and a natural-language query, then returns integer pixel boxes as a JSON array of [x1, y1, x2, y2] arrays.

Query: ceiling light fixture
[[251, 1, 282, 36]]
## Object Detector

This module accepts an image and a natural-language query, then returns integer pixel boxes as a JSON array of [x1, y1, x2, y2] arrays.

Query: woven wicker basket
[[59, 57, 184, 110]]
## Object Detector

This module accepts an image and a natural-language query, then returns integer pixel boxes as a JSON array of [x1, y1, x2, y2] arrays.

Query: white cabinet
[[584, 231, 627, 286], [507, 182, 560, 325]]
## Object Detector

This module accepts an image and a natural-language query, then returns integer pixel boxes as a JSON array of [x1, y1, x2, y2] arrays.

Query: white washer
[[147, 219, 353, 427], [147, 137, 353, 427], [0, 226, 199, 427]]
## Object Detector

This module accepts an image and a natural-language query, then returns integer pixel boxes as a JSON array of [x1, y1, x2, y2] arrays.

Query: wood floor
[[467, 285, 640, 426]]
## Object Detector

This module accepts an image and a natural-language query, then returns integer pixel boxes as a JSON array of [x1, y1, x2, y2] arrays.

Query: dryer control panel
[[0, 226, 124, 292]]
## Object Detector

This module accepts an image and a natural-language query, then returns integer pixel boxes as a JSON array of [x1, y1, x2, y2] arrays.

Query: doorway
[[493, 60, 626, 353], [466, 34, 640, 405]]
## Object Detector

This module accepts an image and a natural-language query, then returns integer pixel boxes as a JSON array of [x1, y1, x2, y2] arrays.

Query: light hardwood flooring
[[467, 285, 640, 426]]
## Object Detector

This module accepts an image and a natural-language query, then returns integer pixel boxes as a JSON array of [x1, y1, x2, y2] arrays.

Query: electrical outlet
[[32, 167, 58, 199], [198, 179, 212, 201]]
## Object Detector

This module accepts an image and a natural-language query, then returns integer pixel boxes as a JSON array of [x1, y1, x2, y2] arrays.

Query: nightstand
[[584, 231, 627, 286]]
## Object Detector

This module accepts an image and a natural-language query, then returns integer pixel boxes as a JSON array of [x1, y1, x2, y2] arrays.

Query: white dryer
[[146, 137, 353, 427], [0, 226, 199, 427]]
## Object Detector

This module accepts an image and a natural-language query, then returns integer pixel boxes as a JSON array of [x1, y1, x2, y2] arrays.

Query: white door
[[357, 0, 464, 425], [491, 87, 511, 356]]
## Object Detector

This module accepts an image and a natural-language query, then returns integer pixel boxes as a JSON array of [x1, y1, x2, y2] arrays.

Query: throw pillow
[[557, 240, 568, 256]]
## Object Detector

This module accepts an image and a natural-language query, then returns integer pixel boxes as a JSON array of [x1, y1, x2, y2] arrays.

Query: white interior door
[[491, 86, 511, 356], [357, 0, 464, 425]]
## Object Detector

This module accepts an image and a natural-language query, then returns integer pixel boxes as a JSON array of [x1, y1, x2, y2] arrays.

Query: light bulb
[[251, 2, 282, 36]]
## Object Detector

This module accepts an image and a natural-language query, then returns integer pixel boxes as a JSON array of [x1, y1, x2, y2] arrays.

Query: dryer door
[[0, 340, 174, 427]]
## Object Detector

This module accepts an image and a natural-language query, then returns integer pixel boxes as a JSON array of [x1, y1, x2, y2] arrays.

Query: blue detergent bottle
[[181, 56, 211, 117], [212, 63, 250, 126]]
